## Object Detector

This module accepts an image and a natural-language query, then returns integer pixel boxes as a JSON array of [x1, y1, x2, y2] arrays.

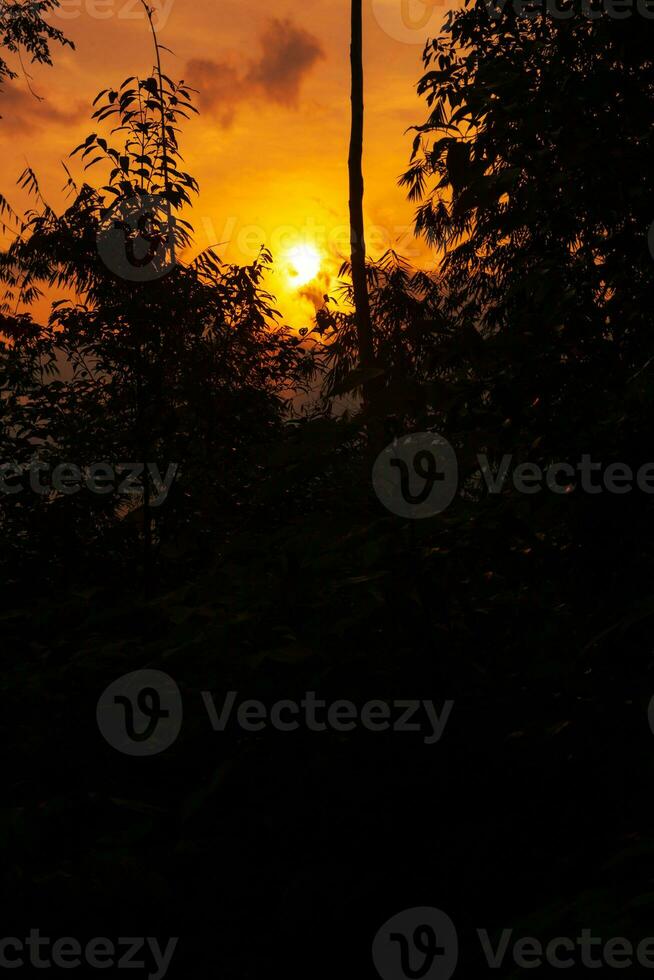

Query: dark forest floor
[[2, 485, 654, 978]]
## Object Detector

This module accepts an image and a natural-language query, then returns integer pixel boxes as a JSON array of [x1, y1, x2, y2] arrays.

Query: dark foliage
[[0, 0, 71, 89], [1, 7, 654, 978]]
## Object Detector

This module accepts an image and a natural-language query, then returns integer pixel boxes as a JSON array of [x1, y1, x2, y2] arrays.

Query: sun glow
[[285, 244, 322, 288]]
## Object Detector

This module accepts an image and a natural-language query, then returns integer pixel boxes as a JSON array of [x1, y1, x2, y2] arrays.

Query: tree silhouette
[[0, 69, 318, 589], [0, 1, 71, 92], [4, 11, 654, 977], [348, 0, 376, 406], [401, 5, 654, 470]]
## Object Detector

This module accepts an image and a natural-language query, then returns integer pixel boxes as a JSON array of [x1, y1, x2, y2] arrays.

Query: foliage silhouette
[[0, 70, 318, 589], [1, 10, 654, 979], [0, 0, 71, 90]]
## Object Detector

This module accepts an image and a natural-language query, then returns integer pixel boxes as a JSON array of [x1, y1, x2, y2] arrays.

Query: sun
[[286, 244, 322, 288]]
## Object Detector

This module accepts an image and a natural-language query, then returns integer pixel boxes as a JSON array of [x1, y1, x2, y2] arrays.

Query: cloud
[[184, 59, 242, 130], [0, 84, 87, 135], [245, 18, 324, 106], [186, 18, 324, 129], [298, 282, 327, 310]]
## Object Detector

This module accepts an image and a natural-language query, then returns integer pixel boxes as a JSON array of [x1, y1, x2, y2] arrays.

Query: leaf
[[330, 365, 386, 397]]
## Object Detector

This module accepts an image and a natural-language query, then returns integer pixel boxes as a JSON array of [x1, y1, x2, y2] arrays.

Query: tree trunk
[[349, 0, 375, 406]]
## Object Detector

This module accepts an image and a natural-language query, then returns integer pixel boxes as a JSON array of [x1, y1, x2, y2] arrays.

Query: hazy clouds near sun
[[187, 18, 324, 128]]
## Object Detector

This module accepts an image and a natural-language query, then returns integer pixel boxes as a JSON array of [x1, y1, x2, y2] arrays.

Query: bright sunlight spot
[[285, 244, 322, 288]]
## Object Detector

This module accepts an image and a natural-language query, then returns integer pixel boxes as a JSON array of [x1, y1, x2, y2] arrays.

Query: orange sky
[[0, 0, 453, 327]]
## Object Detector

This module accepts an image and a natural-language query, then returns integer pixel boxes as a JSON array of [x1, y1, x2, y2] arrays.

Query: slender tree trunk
[[349, 0, 375, 405]]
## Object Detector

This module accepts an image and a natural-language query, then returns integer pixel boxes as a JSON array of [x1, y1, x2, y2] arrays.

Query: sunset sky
[[0, 0, 452, 326]]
